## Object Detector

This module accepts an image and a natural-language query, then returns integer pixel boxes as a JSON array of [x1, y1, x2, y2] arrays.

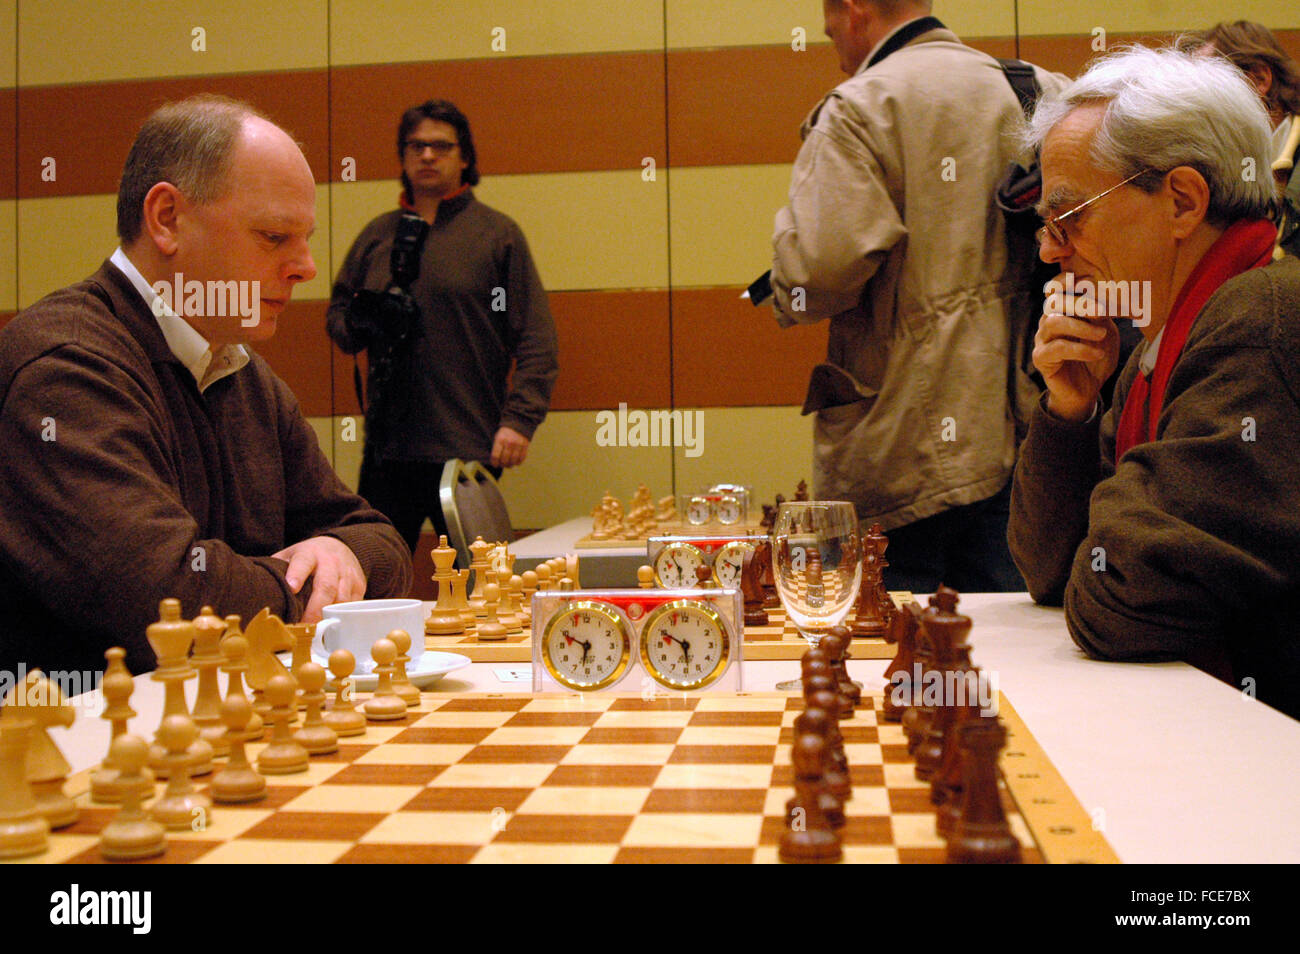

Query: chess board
[[17, 691, 1118, 865], [423, 595, 911, 663]]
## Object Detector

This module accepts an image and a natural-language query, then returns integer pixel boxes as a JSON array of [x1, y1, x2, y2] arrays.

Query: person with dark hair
[[0, 94, 413, 678], [1186, 21, 1300, 257], [327, 99, 558, 553]]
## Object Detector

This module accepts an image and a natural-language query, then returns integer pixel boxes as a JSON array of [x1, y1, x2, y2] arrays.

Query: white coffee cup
[[312, 598, 426, 674]]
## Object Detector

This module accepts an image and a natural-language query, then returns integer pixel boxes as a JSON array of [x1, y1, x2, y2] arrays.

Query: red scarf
[[1115, 219, 1277, 458]]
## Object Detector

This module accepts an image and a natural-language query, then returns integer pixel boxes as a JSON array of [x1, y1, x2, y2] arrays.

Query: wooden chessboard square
[[652, 762, 776, 790], [641, 788, 768, 814], [588, 709, 695, 729], [403, 787, 534, 812], [170, 806, 274, 841], [687, 710, 784, 727], [578, 727, 685, 745], [479, 725, 594, 747], [433, 763, 559, 788], [11, 834, 98, 864], [608, 697, 700, 712], [67, 839, 225, 865], [473, 843, 620, 864], [882, 762, 927, 789], [360, 811, 498, 845], [668, 744, 778, 764], [615, 846, 755, 864], [888, 788, 938, 815], [389, 726, 495, 744], [843, 742, 884, 765], [514, 696, 605, 712], [559, 743, 679, 766], [876, 723, 908, 745], [436, 697, 532, 712], [676, 725, 781, 747], [337, 843, 481, 864], [281, 784, 426, 815], [323, 763, 448, 786], [882, 743, 915, 764], [514, 785, 651, 816], [195, 839, 354, 865], [55, 805, 117, 835], [543, 764, 663, 787], [492, 813, 634, 844], [353, 743, 475, 765], [502, 710, 604, 727], [461, 744, 577, 764], [236, 810, 386, 842], [622, 812, 763, 849], [889, 812, 947, 848], [408, 709, 517, 729], [693, 695, 787, 712]]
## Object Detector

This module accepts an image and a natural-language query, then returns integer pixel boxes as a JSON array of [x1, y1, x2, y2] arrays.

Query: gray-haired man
[[1008, 46, 1300, 721]]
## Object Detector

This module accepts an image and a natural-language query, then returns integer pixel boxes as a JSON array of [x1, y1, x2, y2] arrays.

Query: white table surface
[[55, 593, 1300, 864]]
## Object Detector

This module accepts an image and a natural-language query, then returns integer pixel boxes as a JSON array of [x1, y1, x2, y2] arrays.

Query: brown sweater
[[1009, 255, 1300, 721], [0, 262, 413, 676]]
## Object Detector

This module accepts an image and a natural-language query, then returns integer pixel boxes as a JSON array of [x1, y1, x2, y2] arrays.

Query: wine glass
[[771, 501, 862, 690]]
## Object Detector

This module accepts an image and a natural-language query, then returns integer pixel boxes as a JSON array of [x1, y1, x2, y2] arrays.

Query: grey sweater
[[326, 191, 558, 462], [1009, 255, 1300, 721]]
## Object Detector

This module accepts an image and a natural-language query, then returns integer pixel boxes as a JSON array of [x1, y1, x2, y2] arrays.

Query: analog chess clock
[[653, 541, 708, 588], [712, 540, 755, 588], [638, 599, 732, 690], [539, 600, 633, 691]]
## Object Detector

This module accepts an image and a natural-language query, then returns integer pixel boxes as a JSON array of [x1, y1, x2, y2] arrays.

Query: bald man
[[0, 95, 412, 677]]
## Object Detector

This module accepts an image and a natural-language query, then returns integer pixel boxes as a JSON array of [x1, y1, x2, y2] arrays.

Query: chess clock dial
[[540, 601, 633, 691], [686, 496, 711, 526], [712, 540, 755, 588], [639, 600, 732, 690], [716, 495, 742, 526], [654, 541, 708, 588]]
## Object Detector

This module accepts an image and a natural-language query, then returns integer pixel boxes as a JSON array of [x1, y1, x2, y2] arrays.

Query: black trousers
[[358, 456, 503, 554], [878, 480, 1025, 595]]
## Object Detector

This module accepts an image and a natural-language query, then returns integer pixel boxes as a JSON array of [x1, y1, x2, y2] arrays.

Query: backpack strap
[[996, 59, 1042, 118]]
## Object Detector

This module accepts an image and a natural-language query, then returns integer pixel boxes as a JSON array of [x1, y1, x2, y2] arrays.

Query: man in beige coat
[[771, 0, 1063, 591]]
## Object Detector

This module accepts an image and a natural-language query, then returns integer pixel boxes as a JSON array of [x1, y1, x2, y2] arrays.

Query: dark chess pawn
[[819, 628, 861, 709], [902, 603, 933, 753], [788, 707, 845, 830], [780, 733, 842, 864], [946, 716, 1022, 864], [806, 688, 851, 802], [804, 668, 853, 722]]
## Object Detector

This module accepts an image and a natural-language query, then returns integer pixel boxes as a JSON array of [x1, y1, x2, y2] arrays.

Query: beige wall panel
[[502, 410, 676, 530], [17, 0, 327, 86], [305, 416, 335, 471], [332, 171, 669, 293], [665, 0, 1017, 49], [1020, 2, 1299, 37], [16, 194, 114, 307], [672, 406, 814, 512], [0, 0, 15, 87], [330, 0, 664, 65], [0, 201, 14, 311], [18, 185, 329, 309], [668, 164, 792, 288]]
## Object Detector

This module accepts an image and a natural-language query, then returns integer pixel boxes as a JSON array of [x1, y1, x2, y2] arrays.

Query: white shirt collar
[[109, 248, 249, 392], [1139, 326, 1165, 377]]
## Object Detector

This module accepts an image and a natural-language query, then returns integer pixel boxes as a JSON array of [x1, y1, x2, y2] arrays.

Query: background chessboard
[[22, 691, 1117, 865], [424, 594, 911, 663]]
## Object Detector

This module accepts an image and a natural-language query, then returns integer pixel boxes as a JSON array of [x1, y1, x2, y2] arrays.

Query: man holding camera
[[327, 100, 559, 553]]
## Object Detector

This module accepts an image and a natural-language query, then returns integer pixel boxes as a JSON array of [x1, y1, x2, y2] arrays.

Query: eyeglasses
[[1037, 169, 1151, 246], [404, 139, 458, 157]]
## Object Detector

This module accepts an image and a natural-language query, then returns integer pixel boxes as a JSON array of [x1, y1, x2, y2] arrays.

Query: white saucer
[[314, 650, 471, 691]]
